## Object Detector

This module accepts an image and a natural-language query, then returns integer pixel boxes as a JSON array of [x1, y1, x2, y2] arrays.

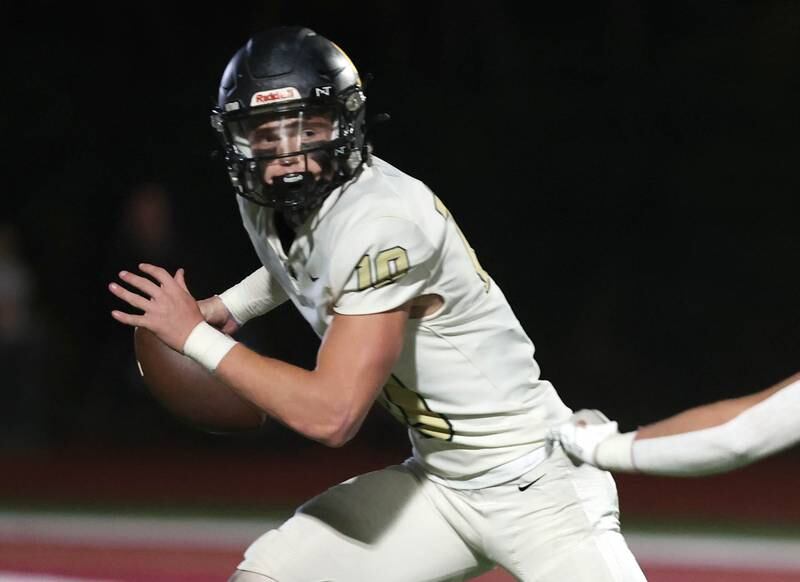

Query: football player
[[547, 372, 800, 476], [109, 26, 647, 581]]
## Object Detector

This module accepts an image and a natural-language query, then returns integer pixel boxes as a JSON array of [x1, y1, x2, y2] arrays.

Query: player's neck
[[273, 209, 297, 253]]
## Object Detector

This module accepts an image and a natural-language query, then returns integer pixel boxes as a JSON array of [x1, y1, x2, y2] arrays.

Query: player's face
[[246, 112, 334, 184]]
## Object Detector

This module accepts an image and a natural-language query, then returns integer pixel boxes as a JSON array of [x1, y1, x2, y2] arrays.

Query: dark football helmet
[[210, 27, 367, 211]]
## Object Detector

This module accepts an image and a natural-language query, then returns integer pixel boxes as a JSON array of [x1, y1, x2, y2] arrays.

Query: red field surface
[[1, 445, 799, 581], [3, 540, 800, 582]]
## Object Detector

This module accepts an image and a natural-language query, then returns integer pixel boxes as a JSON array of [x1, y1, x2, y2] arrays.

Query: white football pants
[[233, 447, 647, 581]]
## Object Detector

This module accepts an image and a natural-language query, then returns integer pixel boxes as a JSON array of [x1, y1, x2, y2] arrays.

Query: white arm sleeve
[[217, 267, 289, 325], [600, 380, 800, 476]]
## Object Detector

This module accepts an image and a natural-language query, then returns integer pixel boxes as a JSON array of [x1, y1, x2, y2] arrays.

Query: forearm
[[635, 401, 747, 441], [182, 307, 408, 447], [214, 344, 369, 446], [637, 374, 794, 440]]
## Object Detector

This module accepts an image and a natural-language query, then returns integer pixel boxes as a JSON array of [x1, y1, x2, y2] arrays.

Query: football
[[133, 327, 266, 433]]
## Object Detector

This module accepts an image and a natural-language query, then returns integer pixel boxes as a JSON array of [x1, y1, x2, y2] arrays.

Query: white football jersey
[[234, 156, 573, 487]]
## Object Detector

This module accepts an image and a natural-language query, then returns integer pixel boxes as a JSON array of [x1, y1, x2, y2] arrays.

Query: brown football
[[133, 327, 265, 433]]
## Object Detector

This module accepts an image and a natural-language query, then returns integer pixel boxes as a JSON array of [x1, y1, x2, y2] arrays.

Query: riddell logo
[[250, 87, 301, 106]]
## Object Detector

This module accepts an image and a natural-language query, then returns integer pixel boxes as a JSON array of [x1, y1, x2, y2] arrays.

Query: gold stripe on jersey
[[382, 374, 454, 441], [432, 195, 490, 293]]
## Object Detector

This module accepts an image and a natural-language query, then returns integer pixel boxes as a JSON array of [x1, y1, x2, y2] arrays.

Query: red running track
[[3, 541, 800, 582]]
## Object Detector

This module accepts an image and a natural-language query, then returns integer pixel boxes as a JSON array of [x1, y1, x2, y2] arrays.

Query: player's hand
[[109, 263, 204, 352], [197, 295, 240, 335], [546, 409, 621, 467]]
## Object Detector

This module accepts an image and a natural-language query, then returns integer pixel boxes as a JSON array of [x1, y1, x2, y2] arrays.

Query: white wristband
[[182, 321, 238, 372], [595, 431, 638, 472]]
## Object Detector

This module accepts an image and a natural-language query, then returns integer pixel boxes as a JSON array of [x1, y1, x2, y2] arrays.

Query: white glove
[[546, 409, 622, 467]]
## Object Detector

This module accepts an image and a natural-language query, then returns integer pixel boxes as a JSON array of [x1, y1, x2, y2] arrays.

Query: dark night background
[[2, 1, 799, 457]]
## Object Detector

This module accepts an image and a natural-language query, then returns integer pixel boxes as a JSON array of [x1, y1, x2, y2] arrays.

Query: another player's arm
[[635, 379, 788, 439], [213, 305, 410, 447], [549, 372, 800, 476]]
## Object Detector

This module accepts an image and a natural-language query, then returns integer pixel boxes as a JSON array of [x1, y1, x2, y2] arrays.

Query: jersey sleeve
[[331, 216, 438, 315]]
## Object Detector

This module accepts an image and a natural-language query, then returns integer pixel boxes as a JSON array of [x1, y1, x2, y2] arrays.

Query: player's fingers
[[175, 268, 190, 293], [139, 263, 175, 288], [111, 309, 147, 327], [119, 270, 161, 298], [221, 320, 240, 335], [108, 282, 150, 312]]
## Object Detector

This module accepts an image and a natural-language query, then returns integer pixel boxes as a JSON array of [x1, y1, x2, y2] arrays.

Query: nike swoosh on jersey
[[518, 474, 545, 492]]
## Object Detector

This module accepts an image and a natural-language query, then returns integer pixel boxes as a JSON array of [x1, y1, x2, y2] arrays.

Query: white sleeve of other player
[[331, 216, 437, 315], [217, 266, 289, 325], [622, 380, 800, 476]]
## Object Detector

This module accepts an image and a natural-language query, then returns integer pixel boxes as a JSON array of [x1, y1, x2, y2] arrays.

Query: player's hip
[[417, 446, 620, 537], [235, 454, 628, 581]]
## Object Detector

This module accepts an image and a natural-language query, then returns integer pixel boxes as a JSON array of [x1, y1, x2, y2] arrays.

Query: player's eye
[[303, 126, 330, 144], [248, 130, 280, 151]]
